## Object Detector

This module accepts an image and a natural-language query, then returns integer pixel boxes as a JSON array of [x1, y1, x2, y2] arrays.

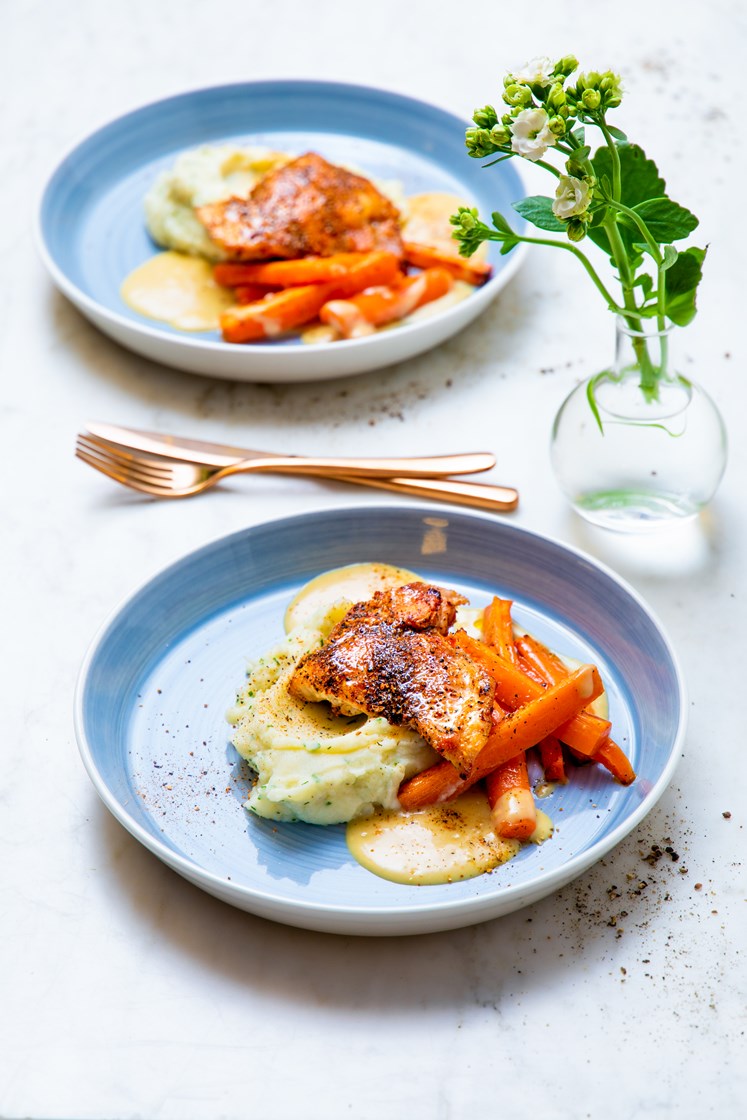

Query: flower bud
[[599, 72, 623, 108], [546, 82, 567, 111], [490, 122, 511, 145], [452, 206, 478, 231], [548, 115, 566, 136], [566, 217, 588, 242], [503, 83, 534, 108], [472, 104, 498, 129], [465, 127, 500, 157], [581, 88, 601, 110], [555, 55, 579, 77]]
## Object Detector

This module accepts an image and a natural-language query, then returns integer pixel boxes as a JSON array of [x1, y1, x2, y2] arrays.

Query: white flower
[[510, 108, 557, 161], [552, 174, 592, 219], [513, 57, 555, 86]]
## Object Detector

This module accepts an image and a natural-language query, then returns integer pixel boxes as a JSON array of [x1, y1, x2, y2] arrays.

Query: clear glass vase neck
[[614, 316, 673, 396]]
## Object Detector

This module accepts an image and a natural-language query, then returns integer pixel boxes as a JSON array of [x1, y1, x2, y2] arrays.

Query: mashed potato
[[144, 144, 290, 260], [227, 621, 438, 826]]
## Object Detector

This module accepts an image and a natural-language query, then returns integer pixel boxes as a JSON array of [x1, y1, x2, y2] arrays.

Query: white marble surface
[[3, 1, 746, 1116]]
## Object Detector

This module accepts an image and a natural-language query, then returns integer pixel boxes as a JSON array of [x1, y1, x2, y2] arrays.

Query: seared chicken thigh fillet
[[197, 152, 404, 261], [288, 583, 495, 778]]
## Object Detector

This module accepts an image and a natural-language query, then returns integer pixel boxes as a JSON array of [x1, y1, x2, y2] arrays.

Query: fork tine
[[75, 446, 164, 494], [77, 433, 175, 479], [75, 439, 181, 492], [74, 442, 168, 490]]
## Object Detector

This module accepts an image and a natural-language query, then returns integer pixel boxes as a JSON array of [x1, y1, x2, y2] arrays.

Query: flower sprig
[[453, 56, 706, 400]]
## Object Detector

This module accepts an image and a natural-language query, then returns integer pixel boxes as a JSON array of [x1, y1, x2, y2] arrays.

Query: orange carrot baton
[[399, 664, 604, 810], [486, 753, 537, 840], [539, 735, 567, 783], [482, 597, 518, 663], [319, 267, 453, 338], [220, 252, 402, 343], [453, 632, 610, 757], [214, 252, 372, 288], [593, 738, 636, 786], [402, 241, 493, 286], [515, 633, 636, 784], [220, 285, 332, 343], [234, 283, 280, 304]]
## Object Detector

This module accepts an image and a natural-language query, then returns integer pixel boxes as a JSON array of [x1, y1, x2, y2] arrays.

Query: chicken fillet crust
[[197, 152, 404, 261], [288, 583, 495, 778]]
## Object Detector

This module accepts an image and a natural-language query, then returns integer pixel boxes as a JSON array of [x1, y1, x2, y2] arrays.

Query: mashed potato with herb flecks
[[144, 144, 291, 260], [227, 621, 439, 826]]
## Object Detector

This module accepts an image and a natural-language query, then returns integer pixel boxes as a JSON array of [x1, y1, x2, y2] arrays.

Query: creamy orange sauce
[[283, 562, 419, 634], [120, 250, 234, 331], [347, 788, 553, 885]]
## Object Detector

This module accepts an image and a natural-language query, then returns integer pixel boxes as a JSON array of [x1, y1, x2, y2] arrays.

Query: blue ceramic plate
[[74, 507, 686, 936], [38, 81, 527, 383]]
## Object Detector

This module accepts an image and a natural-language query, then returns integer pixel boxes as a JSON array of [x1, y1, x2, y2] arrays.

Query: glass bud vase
[[550, 319, 728, 532]]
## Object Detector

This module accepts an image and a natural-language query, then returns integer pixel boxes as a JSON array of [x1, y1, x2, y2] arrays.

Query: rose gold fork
[[75, 434, 519, 511]]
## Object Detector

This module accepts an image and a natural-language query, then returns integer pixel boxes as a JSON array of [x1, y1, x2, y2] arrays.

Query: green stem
[[485, 230, 625, 313], [598, 119, 622, 199], [608, 199, 663, 265], [600, 214, 660, 399], [533, 158, 562, 178]]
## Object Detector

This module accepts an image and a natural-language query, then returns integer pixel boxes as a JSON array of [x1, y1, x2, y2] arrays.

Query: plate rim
[[35, 78, 528, 366], [73, 504, 688, 933]]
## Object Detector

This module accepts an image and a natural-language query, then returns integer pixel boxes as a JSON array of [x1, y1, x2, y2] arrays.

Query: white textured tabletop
[[3, 1, 745, 1117]]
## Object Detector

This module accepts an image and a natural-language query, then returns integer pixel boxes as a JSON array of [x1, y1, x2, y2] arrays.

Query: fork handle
[[335, 474, 518, 512], [230, 452, 496, 480]]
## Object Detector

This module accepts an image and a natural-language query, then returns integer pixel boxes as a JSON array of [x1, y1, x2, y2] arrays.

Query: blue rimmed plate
[[38, 81, 527, 383], [74, 507, 686, 936]]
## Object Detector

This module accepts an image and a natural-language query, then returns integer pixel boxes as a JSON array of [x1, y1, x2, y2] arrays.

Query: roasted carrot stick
[[539, 735, 567, 783], [214, 252, 372, 288], [234, 283, 280, 304], [399, 664, 603, 810], [594, 738, 636, 785], [482, 597, 518, 663], [514, 633, 568, 681], [319, 267, 453, 338], [220, 285, 331, 343], [403, 241, 493, 286], [516, 654, 549, 687], [219, 252, 402, 343], [470, 664, 603, 778], [515, 633, 635, 783], [453, 631, 610, 757], [486, 753, 537, 840]]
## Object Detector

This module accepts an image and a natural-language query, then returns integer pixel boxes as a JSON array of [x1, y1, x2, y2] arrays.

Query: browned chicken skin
[[197, 152, 404, 261], [288, 583, 495, 778]]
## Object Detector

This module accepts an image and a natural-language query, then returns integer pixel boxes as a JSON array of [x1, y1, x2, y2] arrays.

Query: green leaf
[[511, 196, 565, 233], [632, 273, 654, 298], [587, 143, 668, 258], [491, 210, 515, 236], [661, 244, 679, 271], [628, 197, 699, 243], [592, 143, 666, 208], [664, 246, 707, 325], [606, 125, 628, 141]]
